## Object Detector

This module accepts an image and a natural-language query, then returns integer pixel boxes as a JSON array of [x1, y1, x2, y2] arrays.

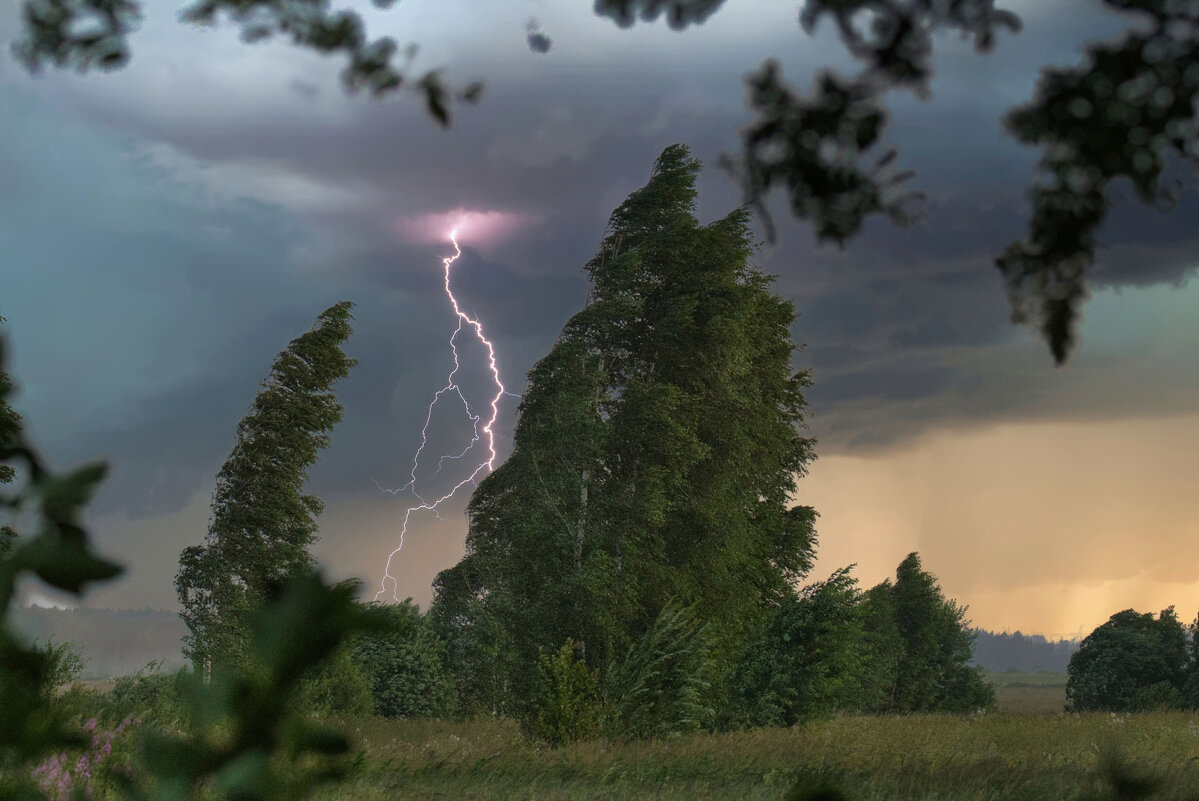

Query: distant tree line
[[971, 630, 1079, 674]]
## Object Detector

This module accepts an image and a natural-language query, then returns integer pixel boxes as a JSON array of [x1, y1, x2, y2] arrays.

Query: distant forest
[[971, 630, 1079, 673], [11, 606, 1077, 679]]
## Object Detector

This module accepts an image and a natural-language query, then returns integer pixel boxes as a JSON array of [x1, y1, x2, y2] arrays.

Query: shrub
[[297, 643, 374, 717], [1067, 607, 1189, 712], [605, 601, 715, 740], [351, 599, 456, 718], [728, 568, 867, 727], [106, 661, 185, 722], [524, 638, 602, 746]]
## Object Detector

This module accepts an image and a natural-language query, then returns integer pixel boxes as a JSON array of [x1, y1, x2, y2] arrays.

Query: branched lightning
[[375, 229, 510, 602]]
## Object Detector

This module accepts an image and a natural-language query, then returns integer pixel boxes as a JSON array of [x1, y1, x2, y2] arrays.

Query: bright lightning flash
[[374, 228, 510, 602]]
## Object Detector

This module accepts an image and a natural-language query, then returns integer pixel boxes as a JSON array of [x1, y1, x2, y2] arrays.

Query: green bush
[[524, 638, 602, 746], [106, 661, 186, 722], [351, 599, 456, 718], [36, 639, 86, 691], [605, 602, 714, 740], [728, 568, 868, 727]]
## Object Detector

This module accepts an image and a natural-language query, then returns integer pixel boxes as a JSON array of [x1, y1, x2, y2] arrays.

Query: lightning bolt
[[375, 229, 509, 602]]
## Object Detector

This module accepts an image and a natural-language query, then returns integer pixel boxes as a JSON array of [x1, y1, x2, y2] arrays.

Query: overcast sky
[[2, 0, 1197, 636]]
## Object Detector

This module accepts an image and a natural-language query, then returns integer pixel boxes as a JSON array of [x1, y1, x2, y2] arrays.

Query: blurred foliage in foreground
[[0, 331, 383, 801]]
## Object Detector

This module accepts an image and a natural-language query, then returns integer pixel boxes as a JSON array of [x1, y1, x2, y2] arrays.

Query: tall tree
[[176, 301, 358, 673], [431, 144, 817, 713]]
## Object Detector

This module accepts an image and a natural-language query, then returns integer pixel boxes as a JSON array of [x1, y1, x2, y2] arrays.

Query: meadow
[[986, 671, 1069, 715], [309, 673, 1199, 801]]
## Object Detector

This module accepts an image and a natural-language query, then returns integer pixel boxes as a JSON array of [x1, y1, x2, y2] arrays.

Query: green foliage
[[0, 329, 386, 801], [1067, 607, 1190, 712], [855, 580, 905, 713], [351, 600, 456, 719], [107, 663, 186, 723], [0, 335, 122, 800], [120, 571, 383, 801], [859, 553, 995, 714], [10, 0, 482, 122], [605, 601, 715, 740], [0, 317, 19, 556], [524, 639, 602, 747], [34, 639, 86, 692], [889, 553, 994, 713], [295, 642, 374, 719], [432, 144, 816, 722], [176, 301, 358, 674], [729, 567, 867, 727], [1181, 613, 1199, 709]]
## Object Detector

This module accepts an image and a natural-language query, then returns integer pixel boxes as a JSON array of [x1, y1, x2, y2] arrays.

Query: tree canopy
[[861, 553, 994, 714], [351, 599, 457, 719]]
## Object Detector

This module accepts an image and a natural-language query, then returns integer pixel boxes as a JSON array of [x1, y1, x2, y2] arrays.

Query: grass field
[[985, 671, 1068, 715], [314, 674, 1199, 801]]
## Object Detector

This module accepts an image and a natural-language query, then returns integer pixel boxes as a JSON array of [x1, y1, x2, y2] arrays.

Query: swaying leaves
[[176, 301, 358, 674], [432, 144, 817, 723]]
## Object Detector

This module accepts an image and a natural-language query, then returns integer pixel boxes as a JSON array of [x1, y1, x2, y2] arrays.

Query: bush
[[106, 661, 185, 722], [1067, 608, 1190, 712], [523, 638, 602, 746], [728, 568, 867, 727], [297, 643, 374, 717], [868, 553, 995, 713], [605, 602, 714, 740], [37, 639, 86, 691], [351, 599, 456, 718]]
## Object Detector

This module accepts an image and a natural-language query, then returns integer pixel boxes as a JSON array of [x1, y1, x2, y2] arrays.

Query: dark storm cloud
[[4, 0, 1199, 611]]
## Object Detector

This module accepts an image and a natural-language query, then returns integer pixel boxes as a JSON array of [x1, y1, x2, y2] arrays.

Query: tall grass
[[318, 711, 1199, 801]]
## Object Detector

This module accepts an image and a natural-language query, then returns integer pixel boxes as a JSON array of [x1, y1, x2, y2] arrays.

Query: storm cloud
[[2, 0, 1197, 622]]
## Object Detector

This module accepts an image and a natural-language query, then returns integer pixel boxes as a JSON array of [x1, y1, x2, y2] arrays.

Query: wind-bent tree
[[176, 301, 357, 673], [431, 144, 817, 715]]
